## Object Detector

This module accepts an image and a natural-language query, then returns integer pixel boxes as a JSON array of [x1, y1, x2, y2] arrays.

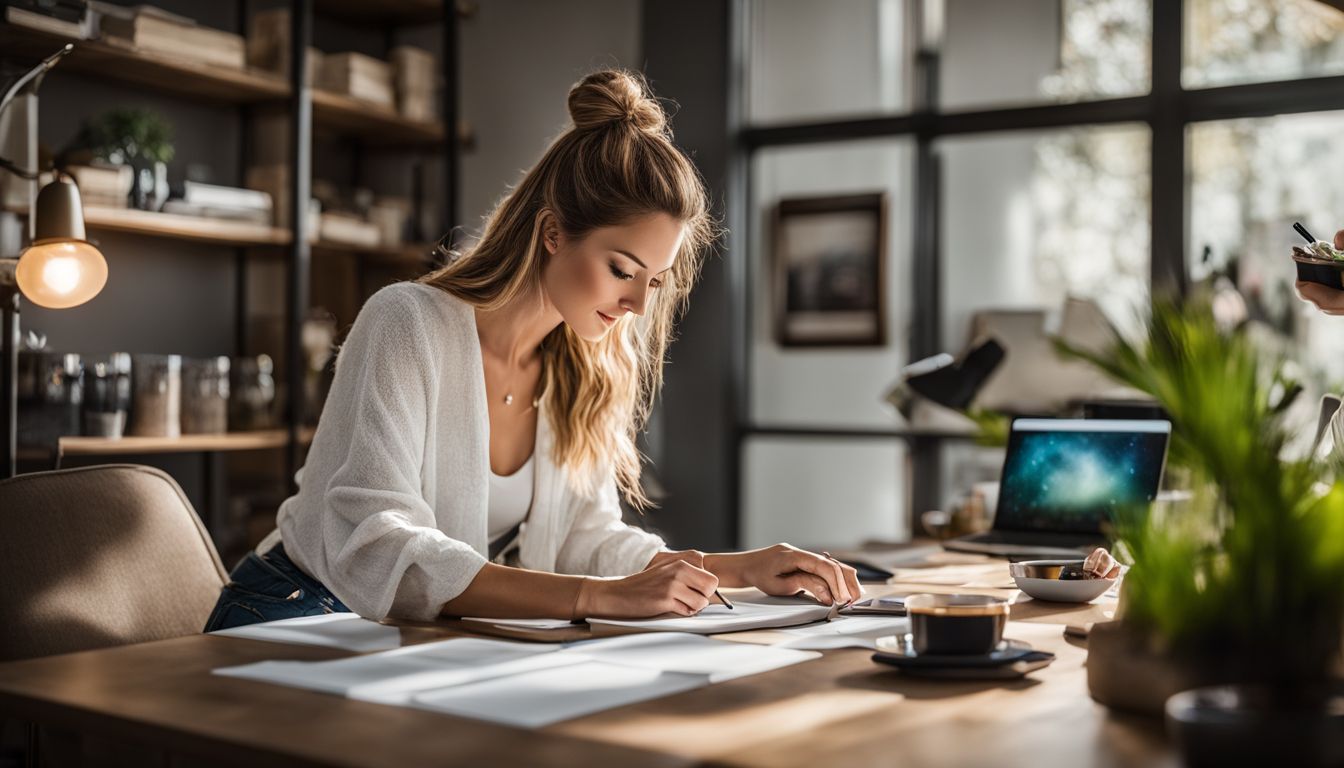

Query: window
[[1183, 0, 1344, 89]]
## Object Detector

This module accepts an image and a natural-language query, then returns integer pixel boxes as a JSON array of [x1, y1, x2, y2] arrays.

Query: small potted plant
[[63, 108, 175, 210], [1064, 300, 1344, 766]]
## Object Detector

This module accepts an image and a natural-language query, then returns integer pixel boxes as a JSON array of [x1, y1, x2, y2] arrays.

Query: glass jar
[[82, 353, 131, 438], [230, 354, 275, 431], [130, 354, 181, 437], [182, 356, 230, 435], [17, 351, 82, 448]]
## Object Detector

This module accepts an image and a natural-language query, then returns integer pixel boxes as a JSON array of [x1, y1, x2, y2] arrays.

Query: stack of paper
[[215, 632, 818, 727], [587, 600, 834, 634]]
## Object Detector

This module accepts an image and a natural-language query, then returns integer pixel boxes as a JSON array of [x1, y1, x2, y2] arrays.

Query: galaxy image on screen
[[996, 428, 1169, 533]]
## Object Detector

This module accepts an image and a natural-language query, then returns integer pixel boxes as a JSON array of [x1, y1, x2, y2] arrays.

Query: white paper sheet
[[771, 615, 911, 650], [411, 661, 707, 727], [208, 613, 404, 652], [215, 631, 819, 727], [586, 600, 833, 634], [563, 631, 819, 682], [214, 637, 571, 701]]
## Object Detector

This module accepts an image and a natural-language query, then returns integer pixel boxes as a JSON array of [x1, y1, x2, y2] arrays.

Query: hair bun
[[568, 70, 667, 136]]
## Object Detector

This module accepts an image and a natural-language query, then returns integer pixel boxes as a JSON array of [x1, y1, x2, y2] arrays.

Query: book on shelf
[[97, 3, 245, 70], [180, 180, 272, 213], [4, 2, 94, 39], [160, 200, 271, 224]]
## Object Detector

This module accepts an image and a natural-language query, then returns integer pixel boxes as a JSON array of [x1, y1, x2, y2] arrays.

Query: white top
[[258, 282, 666, 622], [488, 455, 534, 542]]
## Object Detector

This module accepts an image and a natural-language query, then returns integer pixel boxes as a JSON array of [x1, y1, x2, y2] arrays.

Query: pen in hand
[[714, 589, 734, 610]]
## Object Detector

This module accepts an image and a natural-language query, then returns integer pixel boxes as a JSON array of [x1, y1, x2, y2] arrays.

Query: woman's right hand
[[574, 559, 720, 619]]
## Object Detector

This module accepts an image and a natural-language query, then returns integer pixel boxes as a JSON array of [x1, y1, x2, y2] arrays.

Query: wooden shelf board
[[1, 25, 288, 104], [312, 89, 445, 145], [53, 427, 315, 457], [82, 206, 292, 247], [60, 431, 280, 456], [6, 204, 292, 247], [315, 0, 442, 24]]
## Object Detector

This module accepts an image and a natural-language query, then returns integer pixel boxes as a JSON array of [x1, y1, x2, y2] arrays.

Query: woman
[[204, 70, 861, 631]]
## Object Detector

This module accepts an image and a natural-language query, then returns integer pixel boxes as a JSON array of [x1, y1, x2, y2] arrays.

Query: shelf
[[312, 90, 446, 146], [0, 25, 288, 105], [315, 0, 443, 24], [5, 204, 292, 247], [53, 428, 315, 457], [81, 206, 292, 247]]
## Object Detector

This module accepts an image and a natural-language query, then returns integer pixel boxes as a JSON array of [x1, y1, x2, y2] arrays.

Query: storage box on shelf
[[318, 52, 395, 108], [246, 8, 323, 86]]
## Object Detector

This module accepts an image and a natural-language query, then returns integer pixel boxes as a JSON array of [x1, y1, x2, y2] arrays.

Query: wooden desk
[[0, 560, 1176, 767]]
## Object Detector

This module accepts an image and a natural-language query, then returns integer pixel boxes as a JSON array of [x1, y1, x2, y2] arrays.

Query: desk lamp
[[1, 45, 108, 479]]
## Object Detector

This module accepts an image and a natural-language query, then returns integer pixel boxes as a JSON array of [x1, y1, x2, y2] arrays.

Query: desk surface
[[0, 557, 1176, 768]]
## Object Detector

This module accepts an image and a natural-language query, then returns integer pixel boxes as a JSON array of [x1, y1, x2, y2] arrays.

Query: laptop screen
[[995, 418, 1171, 535]]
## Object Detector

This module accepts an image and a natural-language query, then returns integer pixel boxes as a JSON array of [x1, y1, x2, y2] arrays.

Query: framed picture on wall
[[772, 193, 887, 347]]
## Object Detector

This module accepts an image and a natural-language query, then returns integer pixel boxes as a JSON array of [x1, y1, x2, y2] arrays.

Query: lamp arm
[[0, 44, 71, 116]]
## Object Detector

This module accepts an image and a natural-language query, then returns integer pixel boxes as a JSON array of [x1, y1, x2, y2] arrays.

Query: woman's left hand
[[706, 544, 862, 606]]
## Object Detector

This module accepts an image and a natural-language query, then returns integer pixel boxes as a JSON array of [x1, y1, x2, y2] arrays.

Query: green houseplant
[[1063, 300, 1344, 764], [63, 108, 175, 210]]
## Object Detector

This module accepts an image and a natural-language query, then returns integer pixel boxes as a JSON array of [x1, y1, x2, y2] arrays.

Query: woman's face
[[542, 212, 684, 342]]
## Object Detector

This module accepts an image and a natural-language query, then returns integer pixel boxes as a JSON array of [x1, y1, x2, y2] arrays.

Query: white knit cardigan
[[258, 282, 666, 621]]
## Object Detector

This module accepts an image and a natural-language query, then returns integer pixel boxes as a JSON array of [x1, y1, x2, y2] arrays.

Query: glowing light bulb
[[15, 240, 107, 309], [41, 253, 82, 295]]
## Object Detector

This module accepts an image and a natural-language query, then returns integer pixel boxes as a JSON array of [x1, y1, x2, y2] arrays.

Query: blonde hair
[[419, 70, 715, 509]]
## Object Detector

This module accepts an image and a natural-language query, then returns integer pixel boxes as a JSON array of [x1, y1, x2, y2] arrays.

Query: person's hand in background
[[1296, 229, 1344, 315], [1083, 547, 1122, 579]]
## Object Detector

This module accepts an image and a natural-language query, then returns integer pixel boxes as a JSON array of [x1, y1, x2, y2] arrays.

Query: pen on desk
[[714, 589, 734, 609]]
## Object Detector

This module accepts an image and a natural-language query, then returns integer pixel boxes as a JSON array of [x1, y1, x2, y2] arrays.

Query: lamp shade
[[15, 176, 107, 309]]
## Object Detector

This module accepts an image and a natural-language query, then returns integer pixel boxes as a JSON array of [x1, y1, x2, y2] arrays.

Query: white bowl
[[1009, 560, 1115, 603]]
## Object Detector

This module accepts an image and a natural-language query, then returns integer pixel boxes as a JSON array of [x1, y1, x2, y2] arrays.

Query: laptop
[[942, 418, 1171, 559]]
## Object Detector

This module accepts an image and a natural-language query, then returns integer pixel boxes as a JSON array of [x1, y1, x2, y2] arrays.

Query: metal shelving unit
[[1, 0, 460, 559]]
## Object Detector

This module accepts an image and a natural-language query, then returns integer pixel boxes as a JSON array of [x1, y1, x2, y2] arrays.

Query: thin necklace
[[502, 360, 541, 409]]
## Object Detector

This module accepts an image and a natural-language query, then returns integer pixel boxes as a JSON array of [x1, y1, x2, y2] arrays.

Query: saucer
[[871, 635, 1055, 679]]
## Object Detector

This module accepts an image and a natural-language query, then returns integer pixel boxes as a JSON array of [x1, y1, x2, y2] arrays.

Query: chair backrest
[[0, 464, 228, 663]]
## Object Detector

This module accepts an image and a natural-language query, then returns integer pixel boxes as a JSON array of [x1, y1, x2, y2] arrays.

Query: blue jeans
[[203, 543, 351, 632]]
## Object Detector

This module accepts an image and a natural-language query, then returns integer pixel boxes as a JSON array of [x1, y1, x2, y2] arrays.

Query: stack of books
[[161, 181, 272, 224], [246, 9, 321, 85], [97, 3, 245, 70]]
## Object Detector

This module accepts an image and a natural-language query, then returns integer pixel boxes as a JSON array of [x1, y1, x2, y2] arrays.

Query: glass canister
[[17, 351, 82, 448], [81, 353, 132, 438], [130, 354, 182, 437], [183, 356, 230, 435], [230, 354, 276, 431]]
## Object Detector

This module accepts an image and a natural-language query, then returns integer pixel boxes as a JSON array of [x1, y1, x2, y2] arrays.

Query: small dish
[[872, 635, 1055, 679], [1292, 251, 1344, 289], [1009, 559, 1115, 603]]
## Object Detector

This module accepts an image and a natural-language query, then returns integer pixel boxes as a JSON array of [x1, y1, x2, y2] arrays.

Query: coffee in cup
[[905, 593, 1010, 655]]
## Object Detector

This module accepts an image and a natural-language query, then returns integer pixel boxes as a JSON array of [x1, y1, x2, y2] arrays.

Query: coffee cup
[[905, 593, 1010, 655]]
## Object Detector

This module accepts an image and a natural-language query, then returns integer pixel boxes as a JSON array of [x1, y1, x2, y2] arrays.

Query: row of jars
[[18, 352, 278, 445]]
